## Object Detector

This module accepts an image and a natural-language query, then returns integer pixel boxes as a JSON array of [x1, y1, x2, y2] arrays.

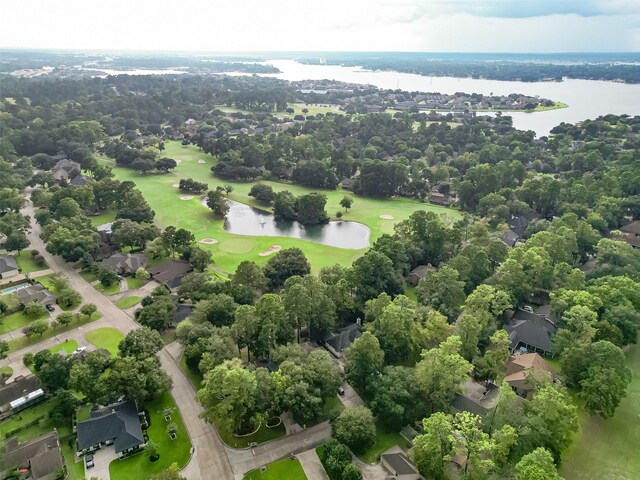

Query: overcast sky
[[2, 0, 639, 52]]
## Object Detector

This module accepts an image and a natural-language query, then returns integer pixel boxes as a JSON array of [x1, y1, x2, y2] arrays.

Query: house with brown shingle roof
[[504, 353, 554, 398], [1, 431, 63, 480]]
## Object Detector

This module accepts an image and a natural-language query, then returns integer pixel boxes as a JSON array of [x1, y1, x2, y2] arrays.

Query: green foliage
[[331, 406, 376, 454]]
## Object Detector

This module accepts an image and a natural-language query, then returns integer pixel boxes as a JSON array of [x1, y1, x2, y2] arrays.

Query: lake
[[209, 199, 370, 249], [262, 60, 640, 136]]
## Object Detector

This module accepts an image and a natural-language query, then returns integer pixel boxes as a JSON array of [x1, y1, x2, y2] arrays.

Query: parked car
[[338, 386, 345, 396], [45, 304, 55, 312], [73, 346, 87, 356], [85, 454, 94, 469]]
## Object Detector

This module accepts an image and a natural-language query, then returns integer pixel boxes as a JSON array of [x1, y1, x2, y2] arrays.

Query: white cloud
[[0, 0, 638, 52]]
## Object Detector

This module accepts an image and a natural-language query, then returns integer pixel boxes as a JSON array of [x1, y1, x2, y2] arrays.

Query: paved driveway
[[337, 383, 364, 408], [298, 449, 329, 480], [85, 447, 118, 480]]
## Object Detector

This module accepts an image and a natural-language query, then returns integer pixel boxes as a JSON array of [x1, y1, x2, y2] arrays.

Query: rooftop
[[76, 398, 144, 453], [381, 450, 419, 476], [15, 284, 55, 306], [0, 255, 18, 273], [147, 260, 193, 284], [3, 431, 63, 480], [0, 374, 40, 406]]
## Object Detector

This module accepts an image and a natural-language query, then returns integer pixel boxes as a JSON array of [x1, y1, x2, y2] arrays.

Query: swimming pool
[[1, 284, 29, 295]]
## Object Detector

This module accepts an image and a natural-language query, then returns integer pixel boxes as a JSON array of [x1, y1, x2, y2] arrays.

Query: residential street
[[0, 191, 334, 480]]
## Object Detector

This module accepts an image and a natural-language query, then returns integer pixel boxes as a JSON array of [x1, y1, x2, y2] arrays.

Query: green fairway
[[106, 141, 460, 273], [561, 341, 640, 480], [115, 295, 140, 309], [109, 391, 191, 480], [14, 250, 48, 273], [0, 310, 49, 335], [243, 458, 308, 480], [85, 327, 125, 356]]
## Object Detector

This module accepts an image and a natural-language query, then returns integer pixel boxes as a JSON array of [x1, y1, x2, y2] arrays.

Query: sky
[[1, 0, 639, 53]]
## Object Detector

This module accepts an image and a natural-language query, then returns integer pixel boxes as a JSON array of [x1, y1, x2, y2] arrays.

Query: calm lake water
[[207, 199, 370, 249], [262, 60, 640, 136]]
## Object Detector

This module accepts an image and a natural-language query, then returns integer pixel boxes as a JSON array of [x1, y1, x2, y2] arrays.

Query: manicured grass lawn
[[217, 419, 286, 449], [126, 276, 147, 289], [79, 269, 99, 283], [358, 423, 406, 464], [243, 458, 308, 480], [115, 295, 140, 309], [85, 327, 125, 356], [561, 341, 640, 479], [7, 312, 101, 353], [34, 274, 59, 292], [106, 140, 461, 273], [322, 396, 344, 420], [160, 329, 177, 345], [89, 210, 117, 226], [76, 403, 93, 421], [48, 339, 78, 355], [14, 250, 48, 273], [96, 281, 121, 295], [0, 310, 49, 335], [109, 391, 191, 480], [179, 353, 203, 389], [0, 365, 13, 377]]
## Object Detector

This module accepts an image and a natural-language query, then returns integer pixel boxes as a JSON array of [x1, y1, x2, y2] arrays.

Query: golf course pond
[[205, 199, 370, 249]]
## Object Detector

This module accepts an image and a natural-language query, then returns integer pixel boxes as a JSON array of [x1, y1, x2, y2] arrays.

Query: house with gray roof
[[320, 322, 363, 358], [102, 252, 148, 275], [0, 374, 42, 414], [76, 398, 145, 456], [500, 229, 520, 248], [407, 264, 434, 286], [16, 284, 56, 307], [0, 255, 19, 278], [381, 448, 422, 480], [504, 308, 557, 356], [1, 431, 63, 480]]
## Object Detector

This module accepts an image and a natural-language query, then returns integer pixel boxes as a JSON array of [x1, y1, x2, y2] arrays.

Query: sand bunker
[[199, 238, 218, 244], [172, 184, 180, 188], [259, 245, 282, 257], [379, 214, 394, 220], [174, 159, 182, 165], [197, 159, 206, 164], [180, 195, 195, 201]]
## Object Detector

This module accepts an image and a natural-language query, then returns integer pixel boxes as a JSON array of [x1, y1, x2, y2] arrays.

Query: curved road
[[2, 192, 334, 480]]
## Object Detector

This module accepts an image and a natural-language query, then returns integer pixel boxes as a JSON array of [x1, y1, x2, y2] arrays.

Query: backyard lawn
[[105, 141, 461, 273], [14, 250, 48, 274], [89, 210, 117, 226], [243, 457, 308, 480], [109, 391, 191, 480], [85, 327, 125, 356], [561, 341, 640, 479], [358, 423, 406, 464], [0, 310, 49, 335], [115, 295, 140, 309]]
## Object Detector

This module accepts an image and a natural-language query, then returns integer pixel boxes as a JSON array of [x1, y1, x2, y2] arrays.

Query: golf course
[[106, 141, 461, 273]]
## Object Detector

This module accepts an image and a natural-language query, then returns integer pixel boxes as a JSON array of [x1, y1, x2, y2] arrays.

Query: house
[[320, 322, 363, 358], [499, 230, 520, 248], [147, 260, 193, 287], [76, 398, 145, 456], [171, 304, 195, 327], [0, 375, 43, 414], [102, 252, 148, 275], [407, 264, 434, 287], [380, 448, 422, 480], [620, 220, 640, 236], [69, 174, 92, 186], [1, 432, 63, 480], [339, 178, 354, 191], [16, 284, 56, 307], [51, 159, 80, 182], [97, 222, 114, 243], [504, 353, 554, 398], [450, 380, 500, 416], [428, 192, 454, 206], [609, 231, 640, 249], [507, 212, 541, 238], [504, 308, 557, 356], [0, 255, 19, 278]]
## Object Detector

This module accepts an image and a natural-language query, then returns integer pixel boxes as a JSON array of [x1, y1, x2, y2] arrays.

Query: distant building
[[1, 431, 63, 480], [507, 212, 541, 238], [320, 322, 363, 358], [0, 255, 19, 278], [171, 304, 195, 327], [76, 398, 145, 457], [0, 375, 43, 414], [504, 308, 557, 357], [96, 222, 114, 243], [147, 260, 193, 289], [450, 380, 500, 416], [69, 174, 93, 186], [504, 353, 554, 398], [380, 448, 423, 480], [428, 192, 454, 206], [499, 230, 520, 248]]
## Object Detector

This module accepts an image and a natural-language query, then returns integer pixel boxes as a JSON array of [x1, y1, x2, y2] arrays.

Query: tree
[[415, 336, 473, 413], [263, 248, 311, 289], [156, 157, 177, 172], [131, 158, 156, 173], [473, 330, 511, 383], [331, 406, 376, 454], [50, 389, 80, 423], [417, 265, 466, 320], [248, 184, 275, 205], [24, 301, 48, 318], [37, 354, 71, 392], [348, 251, 403, 305], [340, 195, 353, 211], [515, 447, 562, 480], [161, 226, 195, 258], [102, 356, 171, 402], [98, 266, 119, 287], [232, 261, 268, 298], [29, 318, 49, 336], [79, 303, 97, 319], [150, 464, 187, 480], [368, 296, 418, 363], [192, 294, 237, 327], [453, 411, 495, 477], [296, 193, 329, 225], [198, 358, 258, 434], [206, 189, 229, 217], [5, 232, 29, 253], [136, 267, 151, 282], [119, 327, 164, 359], [412, 412, 455, 480], [56, 289, 82, 310], [145, 439, 160, 461], [273, 190, 297, 221], [341, 464, 363, 480], [370, 366, 425, 426], [137, 296, 177, 331], [56, 312, 74, 327], [344, 332, 384, 394], [111, 219, 159, 250], [282, 275, 336, 341], [0, 340, 9, 359], [181, 245, 212, 272]]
